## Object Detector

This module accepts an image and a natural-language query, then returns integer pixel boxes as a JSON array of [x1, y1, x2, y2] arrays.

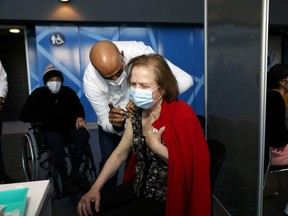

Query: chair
[[21, 123, 97, 199], [206, 139, 226, 216], [207, 139, 226, 192], [196, 116, 225, 190], [263, 147, 288, 196], [197, 114, 206, 131]]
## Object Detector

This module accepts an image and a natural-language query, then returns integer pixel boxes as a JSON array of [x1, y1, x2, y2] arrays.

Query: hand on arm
[[145, 125, 168, 162], [76, 117, 89, 131]]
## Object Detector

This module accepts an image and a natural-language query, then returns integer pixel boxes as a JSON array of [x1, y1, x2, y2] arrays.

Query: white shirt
[[83, 41, 193, 135], [0, 60, 8, 99]]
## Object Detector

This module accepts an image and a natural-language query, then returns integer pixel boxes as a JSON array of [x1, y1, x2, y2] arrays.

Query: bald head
[[89, 41, 124, 79]]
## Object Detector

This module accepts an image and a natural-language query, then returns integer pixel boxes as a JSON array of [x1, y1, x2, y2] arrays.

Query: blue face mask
[[129, 86, 161, 109]]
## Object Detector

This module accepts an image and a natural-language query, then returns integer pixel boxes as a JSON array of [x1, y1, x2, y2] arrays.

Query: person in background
[[265, 63, 288, 215], [83, 40, 194, 190], [20, 64, 91, 196], [0, 60, 17, 184], [77, 54, 210, 216]]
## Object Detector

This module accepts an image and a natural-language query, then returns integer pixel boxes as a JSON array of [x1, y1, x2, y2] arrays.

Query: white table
[[0, 180, 51, 216]]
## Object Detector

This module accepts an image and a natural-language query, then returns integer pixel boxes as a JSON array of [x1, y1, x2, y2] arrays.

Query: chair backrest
[[263, 147, 288, 187], [207, 139, 226, 191], [197, 115, 205, 131]]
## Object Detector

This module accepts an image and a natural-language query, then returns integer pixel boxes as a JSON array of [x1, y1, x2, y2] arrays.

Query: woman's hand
[[145, 126, 165, 150], [145, 125, 168, 162], [77, 186, 101, 216], [76, 117, 89, 131]]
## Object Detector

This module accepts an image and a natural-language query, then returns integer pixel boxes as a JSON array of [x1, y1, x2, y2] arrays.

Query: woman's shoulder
[[169, 99, 193, 110], [267, 90, 284, 104], [165, 100, 195, 118], [267, 90, 282, 97]]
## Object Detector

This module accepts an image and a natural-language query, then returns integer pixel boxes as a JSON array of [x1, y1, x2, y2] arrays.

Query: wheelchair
[[21, 123, 97, 199]]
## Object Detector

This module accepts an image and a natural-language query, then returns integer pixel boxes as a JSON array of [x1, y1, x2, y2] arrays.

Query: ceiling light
[[9, 29, 20, 33], [60, 0, 69, 2]]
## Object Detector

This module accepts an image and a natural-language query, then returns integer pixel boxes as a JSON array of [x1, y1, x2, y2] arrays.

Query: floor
[[263, 172, 288, 216], [1, 132, 95, 216], [1, 122, 102, 216], [2, 122, 288, 216]]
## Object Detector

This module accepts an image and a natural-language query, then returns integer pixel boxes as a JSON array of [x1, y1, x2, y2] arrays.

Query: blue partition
[[28, 25, 204, 122]]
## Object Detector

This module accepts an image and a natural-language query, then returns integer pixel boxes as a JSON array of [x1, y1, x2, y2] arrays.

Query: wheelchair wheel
[[45, 149, 62, 200], [79, 144, 97, 189], [21, 131, 40, 181]]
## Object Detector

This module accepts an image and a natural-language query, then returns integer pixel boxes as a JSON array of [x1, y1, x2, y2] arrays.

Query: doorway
[[0, 26, 29, 122]]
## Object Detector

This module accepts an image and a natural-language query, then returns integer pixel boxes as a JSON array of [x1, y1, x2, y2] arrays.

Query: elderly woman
[[77, 54, 210, 216], [265, 63, 288, 215], [266, 64, 288, 165]]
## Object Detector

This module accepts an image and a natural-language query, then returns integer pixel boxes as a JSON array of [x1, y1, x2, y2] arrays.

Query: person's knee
[[77, 127, 90, 140], [44, 131, 64, 146]]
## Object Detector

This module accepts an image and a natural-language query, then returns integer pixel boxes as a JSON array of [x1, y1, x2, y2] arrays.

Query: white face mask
[[47, 81, 62, 94], [106, 71, 127, 86]]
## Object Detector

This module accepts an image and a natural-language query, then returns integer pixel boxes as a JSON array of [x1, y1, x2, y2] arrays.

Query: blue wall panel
[[119, 26, 158, 52], [28, 25, 204, 122], [191, 28, 204, 115], [35, 26, 82, 96], [157, 27, 204, 114]]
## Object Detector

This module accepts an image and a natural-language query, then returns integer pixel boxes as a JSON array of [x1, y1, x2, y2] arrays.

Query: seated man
[[20, 64, 90, 197]]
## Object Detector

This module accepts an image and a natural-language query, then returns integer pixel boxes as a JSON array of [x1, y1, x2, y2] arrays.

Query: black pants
[[43, 127, 90, 183], [98, 125, 122, 191], [93, 182, 165, 216]]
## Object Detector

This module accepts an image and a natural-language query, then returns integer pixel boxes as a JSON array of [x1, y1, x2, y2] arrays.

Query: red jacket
[[124, 100, 211, 216]]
